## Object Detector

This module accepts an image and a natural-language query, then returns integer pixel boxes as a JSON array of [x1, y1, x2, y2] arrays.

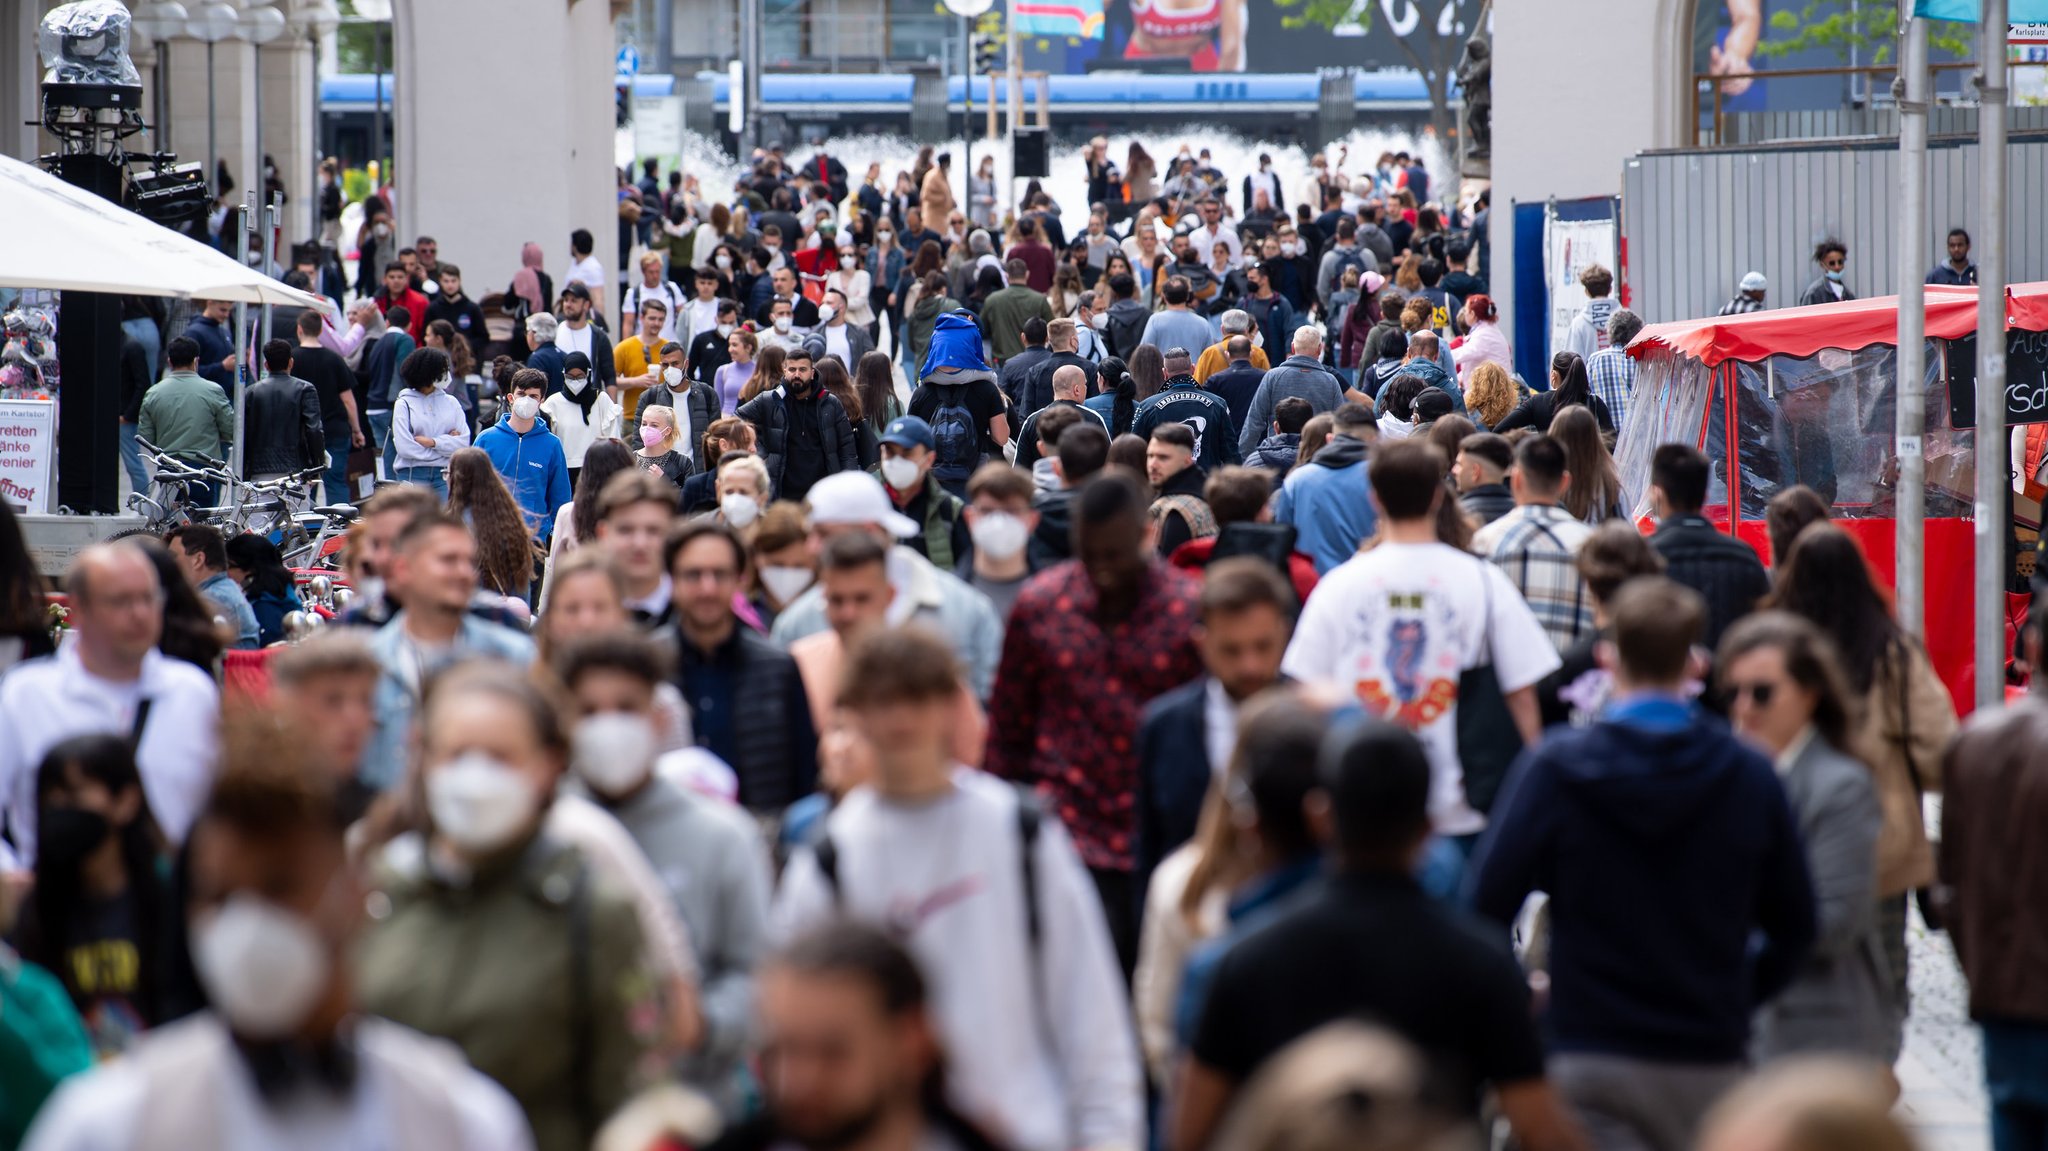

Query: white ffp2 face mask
[[879, 456, 922, 491], [970, 511, 1030, 560], [426, 752, 537, 855], [662, 366, 683, 386], [564, 375, 589, 395], [511, 396, 541, 420], [720, 492, 761, 528], [759, 564, 815, 605], [190, 895, 330, 1040], [574, 713, 658, 797]]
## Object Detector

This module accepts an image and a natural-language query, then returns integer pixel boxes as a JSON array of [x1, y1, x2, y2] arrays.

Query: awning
[[1625, 285, 1982, 367], [0, 153, 326, 310]]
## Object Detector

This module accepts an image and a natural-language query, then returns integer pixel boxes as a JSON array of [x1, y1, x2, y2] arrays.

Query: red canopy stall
[[1621, 284, 2037, 713]]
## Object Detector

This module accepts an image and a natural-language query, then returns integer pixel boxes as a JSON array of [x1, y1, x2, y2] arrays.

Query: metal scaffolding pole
[[1975, 0, 2009, 710], [1896, 4, 1929, 640]]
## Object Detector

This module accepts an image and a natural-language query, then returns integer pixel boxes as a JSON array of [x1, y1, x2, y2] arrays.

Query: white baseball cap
[[803, 471, 920, 538], [1739, 271, 1768, 292]]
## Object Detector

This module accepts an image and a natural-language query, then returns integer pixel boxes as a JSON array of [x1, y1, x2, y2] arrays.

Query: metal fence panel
[[1624, 135, 2048, 324]]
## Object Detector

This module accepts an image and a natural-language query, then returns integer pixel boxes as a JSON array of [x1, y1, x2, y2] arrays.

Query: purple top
[[714, 359, 756, 415]]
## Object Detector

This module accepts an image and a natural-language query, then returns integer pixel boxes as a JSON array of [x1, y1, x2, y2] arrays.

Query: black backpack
[[928, 382, 980, 484]]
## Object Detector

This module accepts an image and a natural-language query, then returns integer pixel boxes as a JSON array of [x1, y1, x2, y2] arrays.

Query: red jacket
[[1168, 535, 1320, 605], [374, 286, 431, 342]]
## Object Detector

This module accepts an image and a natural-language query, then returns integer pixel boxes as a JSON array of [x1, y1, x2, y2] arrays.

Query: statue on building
[[1456, 32, 1491, 173]]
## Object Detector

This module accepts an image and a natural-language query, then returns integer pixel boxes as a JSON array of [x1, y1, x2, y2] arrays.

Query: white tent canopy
[[0, 152, 326, 309]]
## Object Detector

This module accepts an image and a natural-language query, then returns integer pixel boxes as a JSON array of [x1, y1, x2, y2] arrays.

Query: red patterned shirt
[[986, 560, 1204, 871]]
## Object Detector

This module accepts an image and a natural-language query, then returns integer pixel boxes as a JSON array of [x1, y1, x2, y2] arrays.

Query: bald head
[[1292, 325, 1323, 356], [1051, 364, 1089, 401], [65, 543, 163, 671], [1406, 330, 1439, 359]]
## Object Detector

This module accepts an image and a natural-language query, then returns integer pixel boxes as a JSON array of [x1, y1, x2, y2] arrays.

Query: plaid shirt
[[1586, 348, 1636, 433], [1475, 505, 1597, 652], [986, 560, 1204, 871], [1718, 295, 1765, 315]]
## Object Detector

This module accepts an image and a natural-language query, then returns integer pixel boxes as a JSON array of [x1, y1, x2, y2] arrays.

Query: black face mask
[[39, 806, 112, 870]]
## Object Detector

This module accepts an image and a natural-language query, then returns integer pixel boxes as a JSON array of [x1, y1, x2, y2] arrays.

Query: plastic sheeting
[[37, 0, 138, 88]]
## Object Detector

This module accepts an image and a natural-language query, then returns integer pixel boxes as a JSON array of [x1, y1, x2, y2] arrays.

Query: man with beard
[[722, 922, 1010, 1151]]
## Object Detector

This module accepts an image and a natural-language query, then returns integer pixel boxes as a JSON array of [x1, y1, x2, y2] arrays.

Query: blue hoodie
[[1465, 699, 1816, 1064], [1275, 434, 1375, 575], [919, 310, 990, 379], [475, 415, 572, 542]]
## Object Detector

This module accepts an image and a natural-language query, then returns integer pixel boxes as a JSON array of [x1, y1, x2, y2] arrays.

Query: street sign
[[2012, 22, 2048, 43], [616, 43, 641, 79]]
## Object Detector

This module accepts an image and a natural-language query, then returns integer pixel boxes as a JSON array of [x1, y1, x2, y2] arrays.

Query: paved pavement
[[1898, 907, 1989, 1151]]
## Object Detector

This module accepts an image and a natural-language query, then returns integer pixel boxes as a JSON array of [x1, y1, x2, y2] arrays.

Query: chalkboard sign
[[1948, 329, 2048, 428]]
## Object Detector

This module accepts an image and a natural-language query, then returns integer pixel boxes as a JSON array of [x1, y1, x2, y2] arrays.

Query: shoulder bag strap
[[128, 698, 155, 751], [1472, 557, 1497, 671]]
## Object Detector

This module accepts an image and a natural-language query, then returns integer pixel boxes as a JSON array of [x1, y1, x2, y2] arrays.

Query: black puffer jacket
[[1651, 514, 1772, 650], [1459, 482, 1516, 527], [736, 385, 859, 499]]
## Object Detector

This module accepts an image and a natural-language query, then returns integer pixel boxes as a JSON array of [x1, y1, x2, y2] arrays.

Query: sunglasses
[[1726, 681, 1778, 706]]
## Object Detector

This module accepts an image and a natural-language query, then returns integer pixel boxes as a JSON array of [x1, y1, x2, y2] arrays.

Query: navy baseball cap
[[878, 415, 935, 451]]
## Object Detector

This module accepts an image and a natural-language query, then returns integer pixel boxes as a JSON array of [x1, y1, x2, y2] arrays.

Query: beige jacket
[[920, 166, 955, 227], [1847, 639, 1957, 895]]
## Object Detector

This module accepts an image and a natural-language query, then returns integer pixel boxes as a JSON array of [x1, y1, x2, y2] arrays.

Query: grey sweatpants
[[1549, 1053, 1744, 1151]]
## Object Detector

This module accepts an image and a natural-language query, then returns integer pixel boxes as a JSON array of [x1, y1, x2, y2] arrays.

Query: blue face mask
[[1825, 269, 1843, 283]]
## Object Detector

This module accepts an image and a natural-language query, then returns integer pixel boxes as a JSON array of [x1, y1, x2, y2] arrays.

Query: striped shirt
[[1474, 505, 1596, 652], [1586, 348, 1636, 435]]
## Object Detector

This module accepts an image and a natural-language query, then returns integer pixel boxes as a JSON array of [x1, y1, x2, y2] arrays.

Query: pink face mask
[[640, 425, 665, 449]]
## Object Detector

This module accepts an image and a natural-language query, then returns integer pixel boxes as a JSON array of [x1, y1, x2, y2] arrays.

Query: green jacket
[[980, 285, 1054, 364], [355, 832, 655, 1151], [0, 946, 91, 1149], [136, 369, 234, 462]]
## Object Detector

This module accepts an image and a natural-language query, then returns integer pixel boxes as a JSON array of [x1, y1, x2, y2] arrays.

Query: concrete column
[[262, 33, 316, 241], [394, 0, 616, 293], [1489, 0, 1686, 346]]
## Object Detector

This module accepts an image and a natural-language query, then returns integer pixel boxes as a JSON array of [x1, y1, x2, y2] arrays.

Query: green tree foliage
[[1755, 1, 1973, 65]]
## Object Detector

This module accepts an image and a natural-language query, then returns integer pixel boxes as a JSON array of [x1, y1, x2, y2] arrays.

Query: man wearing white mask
[[872, 416, 972, 574], [477, 369, 573, 546], [631, 342, 720, 468], [800, 288, 875, 370], [962, 462, 1041, 619], [769, 469, 1005, 700], [555, 632, 771, 1118], [23, 741, 535, 1151]]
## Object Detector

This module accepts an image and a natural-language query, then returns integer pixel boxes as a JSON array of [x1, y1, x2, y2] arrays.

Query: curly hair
[[1464, 361, 1518, 429], [445, 448, 534, 596]]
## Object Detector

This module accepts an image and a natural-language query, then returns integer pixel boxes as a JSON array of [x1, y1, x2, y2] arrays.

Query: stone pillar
[[262, 33, 316, 241], [394, 0, 616, 294]]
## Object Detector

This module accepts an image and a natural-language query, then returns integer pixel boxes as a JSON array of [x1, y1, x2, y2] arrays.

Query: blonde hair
[[1464, 362, 1518, 429], [1697, 1059, 1910, 1151], [639, 403, 678, 451], [718, 454, 772, 499]]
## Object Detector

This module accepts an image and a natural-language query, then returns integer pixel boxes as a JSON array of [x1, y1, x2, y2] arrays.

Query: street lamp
[[186, 1, 242, 195], [940, 0, 992, 203], [129, 2, 188, 152]]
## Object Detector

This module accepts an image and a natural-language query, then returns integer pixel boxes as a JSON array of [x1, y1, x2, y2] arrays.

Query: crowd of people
[[0, 138, 2038, 1151]]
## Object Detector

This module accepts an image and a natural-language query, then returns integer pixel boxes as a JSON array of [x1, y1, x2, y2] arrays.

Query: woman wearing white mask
[[743, 499, 815, 632], [824, 240, 875, 332], [539, 351, 621, 490], [354, 662, 662, 1151], [678, 417, 758, 515], [390, 346, 469, 500]]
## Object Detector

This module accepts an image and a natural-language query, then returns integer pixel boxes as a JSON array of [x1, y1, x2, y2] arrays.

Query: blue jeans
[[117, 420, 148, 496], [323, 427, 355, 506], [368, 410, 394, 480], [394, 465, 447, 500], [1986, 1019, 2048, 1151], [121, 316, 161, 380]]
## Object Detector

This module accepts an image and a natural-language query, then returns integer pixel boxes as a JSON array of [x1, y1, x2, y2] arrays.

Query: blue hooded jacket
[[475, 415, 572, 542], [919, 311, 990, 380]]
